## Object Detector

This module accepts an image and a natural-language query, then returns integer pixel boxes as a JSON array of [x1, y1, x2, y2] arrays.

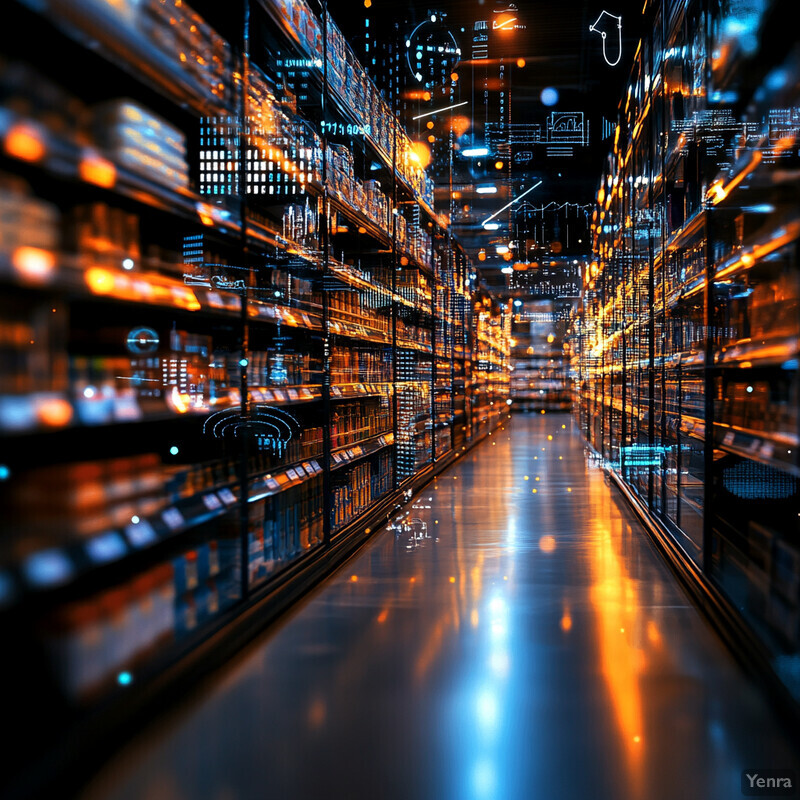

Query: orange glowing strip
[[4, 122, 46, 162], [708, 149, 762, 205], [717, 217, 800, 280], [79, 151, 117, 188]]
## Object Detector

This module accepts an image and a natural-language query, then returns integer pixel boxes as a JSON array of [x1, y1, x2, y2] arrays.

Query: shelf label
[[125, 519, 158, 548], [218, 488, 237, 505], [286, 468, 299, 481], [85, 531, 128, 564], [162, 507, 185, 530], [202, 493, 223, 511]]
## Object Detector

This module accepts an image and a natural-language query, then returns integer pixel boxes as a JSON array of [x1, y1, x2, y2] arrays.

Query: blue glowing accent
[[0, 464, 9, 481], [239, 358, 249, 367], [540, 87, 559, 106], [117, 671, 133, 686], [170, 445, 180, 455], [86, 531, 128, 564], [765, 69, 788, 91], [782, 359, 798, 370], [22, 549, 73, 588]]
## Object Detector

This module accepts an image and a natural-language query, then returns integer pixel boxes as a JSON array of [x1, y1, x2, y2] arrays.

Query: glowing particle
[[169, 446, 179, 455], [117, 671, 133, 686]]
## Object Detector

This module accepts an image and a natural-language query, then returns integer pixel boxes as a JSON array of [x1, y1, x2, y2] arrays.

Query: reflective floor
[[82, 415, 800, 800]]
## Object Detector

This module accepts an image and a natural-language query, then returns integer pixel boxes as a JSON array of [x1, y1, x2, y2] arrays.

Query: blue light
[[0, 465, 9, 481], [540, 87, 559, 106], [462, 147, 489, 157], [169, 445, 179, 455], [117, 671, 133, 686], [239, 358, 249, 367]]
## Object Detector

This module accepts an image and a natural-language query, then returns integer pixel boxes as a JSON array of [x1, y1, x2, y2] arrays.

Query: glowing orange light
[[561, 614, 573, 631], [377, 609, 388, 623], [364, 0, 371, 6], [451, 115, 471, 137], [539, 535, 556, 553], [449, 576, 456, 583], [411, 141, 431, 168], [4, 123, 46, 162], [452, 191, 461, 199], [85, 267, 115, 295], [79, 152, 116, 188], [516, 58, 526, 68], [426, 120, 434, 129], [427, 134, 436, 143], [494, 160, 504, 170], [350, 575, 358, 583], [423, 91, 431, 101], [478, 249, 486, 261], [503, 251, 512, 261], [11, 247, 56, 283], [400, 256, 409, 266], [410, 577, 416, 583], [450, 72, 459, 82], [38, 397, 73, 427], [358, 226, 367, 234]]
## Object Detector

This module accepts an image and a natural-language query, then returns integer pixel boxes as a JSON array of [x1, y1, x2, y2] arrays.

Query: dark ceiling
[[328, 0, 645, 287]]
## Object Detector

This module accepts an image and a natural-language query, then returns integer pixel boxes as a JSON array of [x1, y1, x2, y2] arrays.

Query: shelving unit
[[0, 0, 510, 795], [510, 300, 570, 413], [574, 0, 799, 705]]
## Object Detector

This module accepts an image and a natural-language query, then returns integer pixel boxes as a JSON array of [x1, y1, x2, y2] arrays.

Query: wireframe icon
[[589, 11, 622, 67], [204, 405, 300, 455]]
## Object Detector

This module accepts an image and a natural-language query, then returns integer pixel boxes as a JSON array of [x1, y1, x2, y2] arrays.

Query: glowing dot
[[524, 476, 529, 480], [435, 520, 438, 524], [539, 535, 556, 553], [122, 258, 135, 270], [516, 58, 526, 68], [559, 456, 563, 460], [83, 386, 96, 399], [364, 0, 371, 6], [117, 671, 133, 686], [532, 488, 537, 493], [5, 123, 47, 162], [540, 409, 545, 414], [410, 577, 416, 583], [746, 385, 753, 393], [503, 575, 508, 581], [561, 424, 566, 429], [450, 72, 459, 82], [449, 576, 456, 583], [131, 515, 140, 524], [547, 435, 553, 440], [0, 465, 10, 481], [426, 121, 434, 129], [169, 446, 179, 455], [534, 456, 538, 460], [633, 736, 641, 743], [428, 134, 436, 143], [350, 575, 358, 582], [423, 91, 431, 101], [494, 161, 504, 170], [540, 87, 559, 106], [620, 628, 625, 633], [567, 487, 572, 492]]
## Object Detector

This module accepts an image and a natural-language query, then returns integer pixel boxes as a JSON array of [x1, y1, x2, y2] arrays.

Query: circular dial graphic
[[405, 18, 461, 87], [126, 326, 160, 354]]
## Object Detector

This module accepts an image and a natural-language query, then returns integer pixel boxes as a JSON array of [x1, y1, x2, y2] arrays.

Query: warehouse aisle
[[82, 415, 799, 800]]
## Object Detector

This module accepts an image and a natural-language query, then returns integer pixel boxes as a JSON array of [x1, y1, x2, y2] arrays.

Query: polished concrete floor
[[82, 415, 799, 800]]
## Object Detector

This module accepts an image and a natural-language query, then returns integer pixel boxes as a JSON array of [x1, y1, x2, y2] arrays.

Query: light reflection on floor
[[82, 415, 799, 800]]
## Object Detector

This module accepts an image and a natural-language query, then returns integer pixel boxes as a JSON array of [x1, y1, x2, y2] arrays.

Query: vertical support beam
[[237, 0, 252, 601], [320, 0, 333, 545]]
